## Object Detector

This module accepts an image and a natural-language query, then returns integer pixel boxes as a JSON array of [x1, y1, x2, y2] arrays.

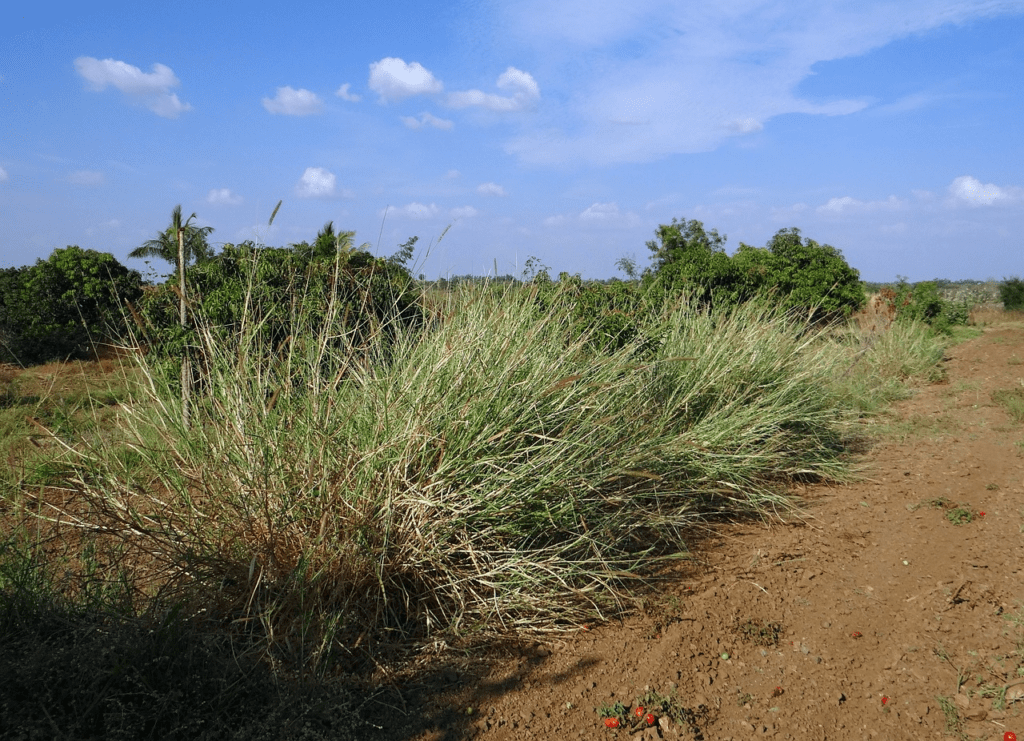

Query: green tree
[[614, 254, 641, 282], [129, 205, 214, 268], [387, 236, 418, 271], [0, 247, 142, 364], [758, 228, 864, 321], [644, 217, 735, 308], [645, 218, 727, 273]]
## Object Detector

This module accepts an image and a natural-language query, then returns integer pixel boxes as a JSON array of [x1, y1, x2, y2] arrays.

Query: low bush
[[1000, 277, 1024, 311]]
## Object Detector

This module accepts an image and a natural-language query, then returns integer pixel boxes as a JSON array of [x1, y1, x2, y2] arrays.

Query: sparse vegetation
[[993, 387, 1024, 423]]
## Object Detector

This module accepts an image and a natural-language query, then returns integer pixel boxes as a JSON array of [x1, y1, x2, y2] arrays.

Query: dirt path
[[375, 326, 1024, 741]]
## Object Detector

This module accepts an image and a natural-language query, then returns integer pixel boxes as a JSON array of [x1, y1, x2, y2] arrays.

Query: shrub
[[136, 240, 424, 381], [643, 220, 864, 321], [531, 273, 654, 354], [887, 279, 970, 335], [1000, 277, 1024, 311]]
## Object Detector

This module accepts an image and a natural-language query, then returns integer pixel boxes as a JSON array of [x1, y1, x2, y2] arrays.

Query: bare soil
[[378, 326, 1024, 741]]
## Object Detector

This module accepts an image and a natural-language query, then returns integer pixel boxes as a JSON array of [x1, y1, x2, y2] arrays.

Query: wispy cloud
[[391, 202, 440, 219], [447, 67, 540, 111], [817, 195, 905, 214], [500, 0, 1019, 165], [451, 206, 478, 219], [262, 86, 323, 115], [477, 182, 507, 196], [369, 58, 443, 102], [947, 175, 1023, 207], [401, 112, 453, 130], [296, 167, 336, 198], [871, 91, 940, 115], [0, 166, 7, 182], [335, 83, 361, 102], [207, 188, 243, 205], [66, 170, 105, 186], [580, 202, 619, 220], [74, 57, 191, 118]]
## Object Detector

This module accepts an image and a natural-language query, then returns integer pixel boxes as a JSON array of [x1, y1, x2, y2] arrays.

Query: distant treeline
[[2, 211, 1017, 368]]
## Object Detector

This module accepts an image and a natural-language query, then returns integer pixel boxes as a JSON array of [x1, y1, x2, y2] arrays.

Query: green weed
[[992, 387, 1024, 423]]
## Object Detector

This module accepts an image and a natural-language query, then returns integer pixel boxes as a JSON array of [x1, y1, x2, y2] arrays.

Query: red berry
[[604, 717, 620, 729], [1004, 732, 1016, 741], [644, 713, 656, 726], [851, 631, 862, 638]]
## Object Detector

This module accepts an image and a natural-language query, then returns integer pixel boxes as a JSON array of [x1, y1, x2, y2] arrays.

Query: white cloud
[[66, 170, 105, 186], [262, 86, 323, 115], [500, 1, 1019, 165], [207, 188, 243, 205], [296, 167, 336, 198], [451, 206, 478, 219], [0, 167, 7, 182], [543, 214, 568, 226], [369, 58, 443, 102], [477, 182, 507, 197], [817, 196, 860, 214], [401, 112, 454, 130], [392, 202, 440, 219], [445, 169, 461, 179], [335, 83, 361, 102], [74, 57, 191, 118], [447, 67, 540, 112], [947, 175, 1022, 207], [725, 118, 764, 135], [817, 195, 905, 214], [580, 202, 619, 220]]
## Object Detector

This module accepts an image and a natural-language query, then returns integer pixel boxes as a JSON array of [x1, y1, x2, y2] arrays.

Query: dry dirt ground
[[374, 326, 1024, 741]]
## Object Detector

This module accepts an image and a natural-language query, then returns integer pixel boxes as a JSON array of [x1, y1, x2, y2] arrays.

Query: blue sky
[[2, 0, 1023, 282]]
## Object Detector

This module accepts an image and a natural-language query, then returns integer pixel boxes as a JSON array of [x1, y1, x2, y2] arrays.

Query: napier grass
[[0, 271, 951, 738]]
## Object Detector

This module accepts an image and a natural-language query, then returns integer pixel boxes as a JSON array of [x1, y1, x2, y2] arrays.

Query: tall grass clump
[[30, 267, 882, 671], [827, 316, 946, 416], [635, 296, 855, 505]]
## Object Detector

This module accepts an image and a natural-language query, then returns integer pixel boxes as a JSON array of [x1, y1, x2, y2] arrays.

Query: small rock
[[965, 708, 987, 721], [954, 693, 970, 710]]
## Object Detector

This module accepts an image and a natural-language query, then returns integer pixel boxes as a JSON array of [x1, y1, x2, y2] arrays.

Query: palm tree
[[129, 205, 214, 268], [132, 205, 207, 430], [306, 221, 355, 260]]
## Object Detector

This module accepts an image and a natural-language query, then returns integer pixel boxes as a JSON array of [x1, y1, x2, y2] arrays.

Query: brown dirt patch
[[376, 327, 1024, 741]]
